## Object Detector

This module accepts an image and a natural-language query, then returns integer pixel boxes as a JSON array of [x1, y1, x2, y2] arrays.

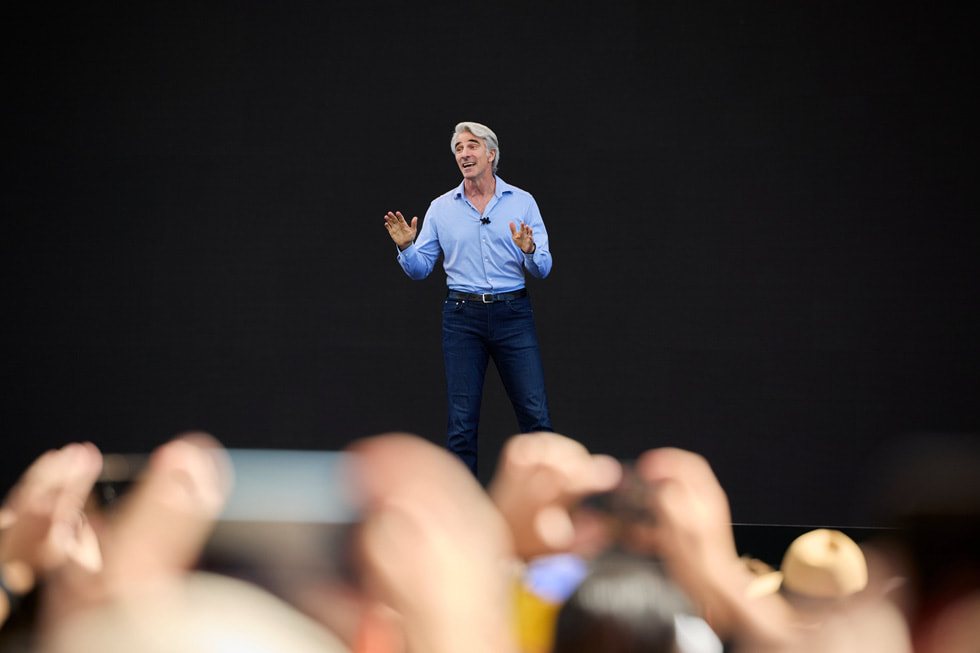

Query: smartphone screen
[[218, 449, 361, 524]]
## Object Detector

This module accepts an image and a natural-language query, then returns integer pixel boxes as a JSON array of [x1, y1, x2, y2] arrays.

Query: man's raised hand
[[384, 211, 418, 251], [509, 221, 535, 254]]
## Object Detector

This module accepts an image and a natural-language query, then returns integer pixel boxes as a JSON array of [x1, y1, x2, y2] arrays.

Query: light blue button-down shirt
[[396, 176, 552, 293]]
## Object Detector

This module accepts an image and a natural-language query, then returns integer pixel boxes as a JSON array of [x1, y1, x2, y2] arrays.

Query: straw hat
[[782, 529, 868, 598], [746, 529, 868, 600]]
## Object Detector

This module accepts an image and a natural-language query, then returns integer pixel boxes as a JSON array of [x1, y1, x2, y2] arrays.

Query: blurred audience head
[[552, 550, 719, 653], [40, 572, 352, 653]]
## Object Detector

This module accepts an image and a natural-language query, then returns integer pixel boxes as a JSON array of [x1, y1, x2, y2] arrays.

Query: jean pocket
[[505, 297, 532, 314], [443, 299, 464, 314]]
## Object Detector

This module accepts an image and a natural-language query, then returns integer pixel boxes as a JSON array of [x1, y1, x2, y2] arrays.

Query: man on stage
[[384, 121, 553, 476]]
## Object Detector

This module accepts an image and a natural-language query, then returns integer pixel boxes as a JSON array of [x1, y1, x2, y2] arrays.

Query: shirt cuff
[[396, 242, 416, 259]]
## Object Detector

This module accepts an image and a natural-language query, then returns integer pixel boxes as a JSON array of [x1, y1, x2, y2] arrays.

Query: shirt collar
[[452, 175, 513, 200]]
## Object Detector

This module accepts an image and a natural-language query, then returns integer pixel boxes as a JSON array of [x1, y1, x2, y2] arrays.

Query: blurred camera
[[580, 461, 658, 529]]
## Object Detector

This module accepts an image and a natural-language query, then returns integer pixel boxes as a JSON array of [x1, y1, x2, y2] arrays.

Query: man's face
[[454, 131, 495, 181]]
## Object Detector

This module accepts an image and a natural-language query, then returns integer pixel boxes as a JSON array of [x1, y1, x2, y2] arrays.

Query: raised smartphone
[[95, 449, 363, 594]]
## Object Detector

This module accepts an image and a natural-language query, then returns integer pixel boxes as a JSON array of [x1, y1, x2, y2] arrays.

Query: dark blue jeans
[[442, 294, 552, 475]]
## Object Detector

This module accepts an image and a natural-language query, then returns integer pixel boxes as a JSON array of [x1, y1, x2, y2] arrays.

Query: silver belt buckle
[[481, 293, 494, 303]]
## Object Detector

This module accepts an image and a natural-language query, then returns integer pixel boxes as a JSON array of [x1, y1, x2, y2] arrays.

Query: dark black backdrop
[[4, 1, 977, 531]]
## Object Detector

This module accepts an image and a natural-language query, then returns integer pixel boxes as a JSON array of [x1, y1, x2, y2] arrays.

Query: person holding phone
[[384, 121, 554, 476]]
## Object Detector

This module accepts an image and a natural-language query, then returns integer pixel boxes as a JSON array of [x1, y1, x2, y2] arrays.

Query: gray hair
[[451, 121, 500, 173]]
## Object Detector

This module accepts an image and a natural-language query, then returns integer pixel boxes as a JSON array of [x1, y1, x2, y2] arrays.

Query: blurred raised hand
[[488, 432, 621, 561]]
